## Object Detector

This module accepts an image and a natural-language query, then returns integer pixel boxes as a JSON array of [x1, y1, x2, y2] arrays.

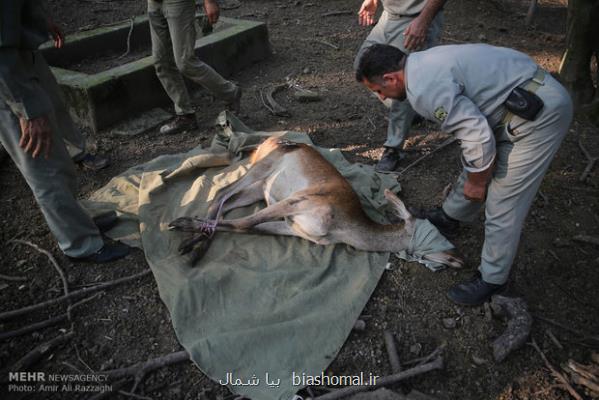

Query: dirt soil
[[2, 1, 599, 399]]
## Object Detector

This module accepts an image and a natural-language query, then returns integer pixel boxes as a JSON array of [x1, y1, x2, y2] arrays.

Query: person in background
[[148, 0, 242, 135], [0, 0, 129, 262], [356, 43, 572, 305], [354, 0, 447, 172]]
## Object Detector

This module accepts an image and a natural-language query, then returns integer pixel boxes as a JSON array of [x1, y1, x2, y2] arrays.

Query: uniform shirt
[[0, 0, 53, 119], [382, 0, 428, 17], [405, 44, 539, 172]]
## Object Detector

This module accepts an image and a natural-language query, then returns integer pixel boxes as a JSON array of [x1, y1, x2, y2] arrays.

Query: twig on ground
[[75, 343, 96, 373], [102, 351, 190, 393], [62, 361, 84, 374], [321, 10, 352, 17], [547, 250, 560, 261], [119, 390, 154, 400], [119, 17, 135, 59], [402, 344, 445, 367], [313, 357, 444, 400], [545, 329, 564, 350], [10, 239, 69, 299], [441, 183, 452, 201], [0, 269, 152, 321], [5, 331, 75, 374], [537, 190, 548, 205], [310, 39, 339, 50], [578, 137, 598, 182], [0, 292, 102, 340], [529, 338, 583, 400], [534, 315, 599, 343], [398, 137, 457, 176], [572, 235, 599, 247], [525, 0, 538, 25], [0, 273, 27, 282], [383, 330, 402, 373]]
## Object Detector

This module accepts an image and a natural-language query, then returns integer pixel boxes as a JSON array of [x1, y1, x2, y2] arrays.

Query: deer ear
[[423, 251, 464, 269], [384, 189, 414, 224]]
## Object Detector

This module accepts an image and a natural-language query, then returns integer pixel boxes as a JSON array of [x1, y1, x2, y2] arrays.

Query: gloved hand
[[464, 161, 495, 202]]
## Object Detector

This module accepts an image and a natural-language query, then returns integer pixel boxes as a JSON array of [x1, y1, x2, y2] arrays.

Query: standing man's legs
[[148, 0, 240, 135], [355, 12, 444, 171], [0, 101, 103, 258]]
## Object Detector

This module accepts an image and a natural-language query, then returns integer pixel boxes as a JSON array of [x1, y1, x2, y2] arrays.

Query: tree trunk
[[559, 0, 599, 108]]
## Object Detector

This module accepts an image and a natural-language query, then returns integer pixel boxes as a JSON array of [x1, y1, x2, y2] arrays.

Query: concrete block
[[41, 16, 269, 133]]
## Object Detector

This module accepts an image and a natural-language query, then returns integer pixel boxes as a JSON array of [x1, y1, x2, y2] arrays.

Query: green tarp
[[85, 112, 403, 400]]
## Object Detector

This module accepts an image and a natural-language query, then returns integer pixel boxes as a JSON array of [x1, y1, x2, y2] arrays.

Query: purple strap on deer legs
[[197, 192, 231, 237]]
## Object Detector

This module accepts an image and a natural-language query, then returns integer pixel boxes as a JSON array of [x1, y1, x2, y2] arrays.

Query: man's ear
[[382, 72, 396, 86]]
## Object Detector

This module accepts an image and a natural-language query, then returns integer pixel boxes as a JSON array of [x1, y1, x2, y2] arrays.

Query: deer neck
[[345, 220, 412, 253]]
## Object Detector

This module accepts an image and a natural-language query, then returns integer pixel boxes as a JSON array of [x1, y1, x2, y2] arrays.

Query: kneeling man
[[356, 43, 573, 305]]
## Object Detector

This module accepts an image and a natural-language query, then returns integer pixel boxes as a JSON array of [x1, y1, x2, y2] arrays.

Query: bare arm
[[403, 0, 447, 50], [358, 0, 379, 26]]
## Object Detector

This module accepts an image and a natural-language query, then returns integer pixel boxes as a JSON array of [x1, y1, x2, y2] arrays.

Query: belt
[[501, 68, 546, 125]]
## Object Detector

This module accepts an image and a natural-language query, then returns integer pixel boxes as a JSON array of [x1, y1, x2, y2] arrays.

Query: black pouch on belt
[[504, 86, 544, 121]]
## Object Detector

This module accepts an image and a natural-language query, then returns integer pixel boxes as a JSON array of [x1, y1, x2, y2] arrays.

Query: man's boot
[[409, 206, 460, 238], [375, 147, 405, 172], [76, 153, 110, 171], [447, 273, 506, 306], [159, 114, 198, 135]]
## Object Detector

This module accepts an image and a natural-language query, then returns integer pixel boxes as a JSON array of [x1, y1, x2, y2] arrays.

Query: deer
[[168, 137, 463, 267]]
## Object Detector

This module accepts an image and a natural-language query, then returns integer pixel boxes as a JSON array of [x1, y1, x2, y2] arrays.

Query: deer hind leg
[[168, 180, 265, 233], [206, 160, 276, 221]]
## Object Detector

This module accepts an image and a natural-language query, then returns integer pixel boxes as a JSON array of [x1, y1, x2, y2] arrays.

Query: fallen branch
[[119, 17, 135, 59], [0, 269, 152, 322], [313, 357, 443, 400], [321, 10, 352, 17], [10, 239, 69, 299], [529, 338, 583, 400], [397, 137, 457, 176], [491, 295, 533, 362], [0, 293, 102, 340], [578, 138, 598, 183], [383, 331, 402, 373], [5, 331, 75, 373], [102, 350, 190, 393], [260, 85, 290, 117]]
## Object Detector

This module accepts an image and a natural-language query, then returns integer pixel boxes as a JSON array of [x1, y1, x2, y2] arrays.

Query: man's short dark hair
[[355, 44, 407, 83]]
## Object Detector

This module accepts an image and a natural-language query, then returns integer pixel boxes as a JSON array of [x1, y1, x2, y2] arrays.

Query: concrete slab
[[41, 16, 269, 133]]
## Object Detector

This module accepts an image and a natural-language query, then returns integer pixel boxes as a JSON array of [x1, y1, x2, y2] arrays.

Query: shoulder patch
[[434, 106, 448, 122]]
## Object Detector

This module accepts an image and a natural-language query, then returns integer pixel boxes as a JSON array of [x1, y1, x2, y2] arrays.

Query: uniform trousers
[[0, 51, 103, 258], [148, 0, 237, 115], [442, 73, 573, 284]]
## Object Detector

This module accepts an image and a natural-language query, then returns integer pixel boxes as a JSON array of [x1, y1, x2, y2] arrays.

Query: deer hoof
[[178, 232, 209, 255]]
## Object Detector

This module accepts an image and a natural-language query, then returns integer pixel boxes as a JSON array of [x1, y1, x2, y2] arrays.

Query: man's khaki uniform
[[0, 0, 103, 257], [354, 0, 444, 149], [405, 44, 573, 284], [148, 0, 237, 115]]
